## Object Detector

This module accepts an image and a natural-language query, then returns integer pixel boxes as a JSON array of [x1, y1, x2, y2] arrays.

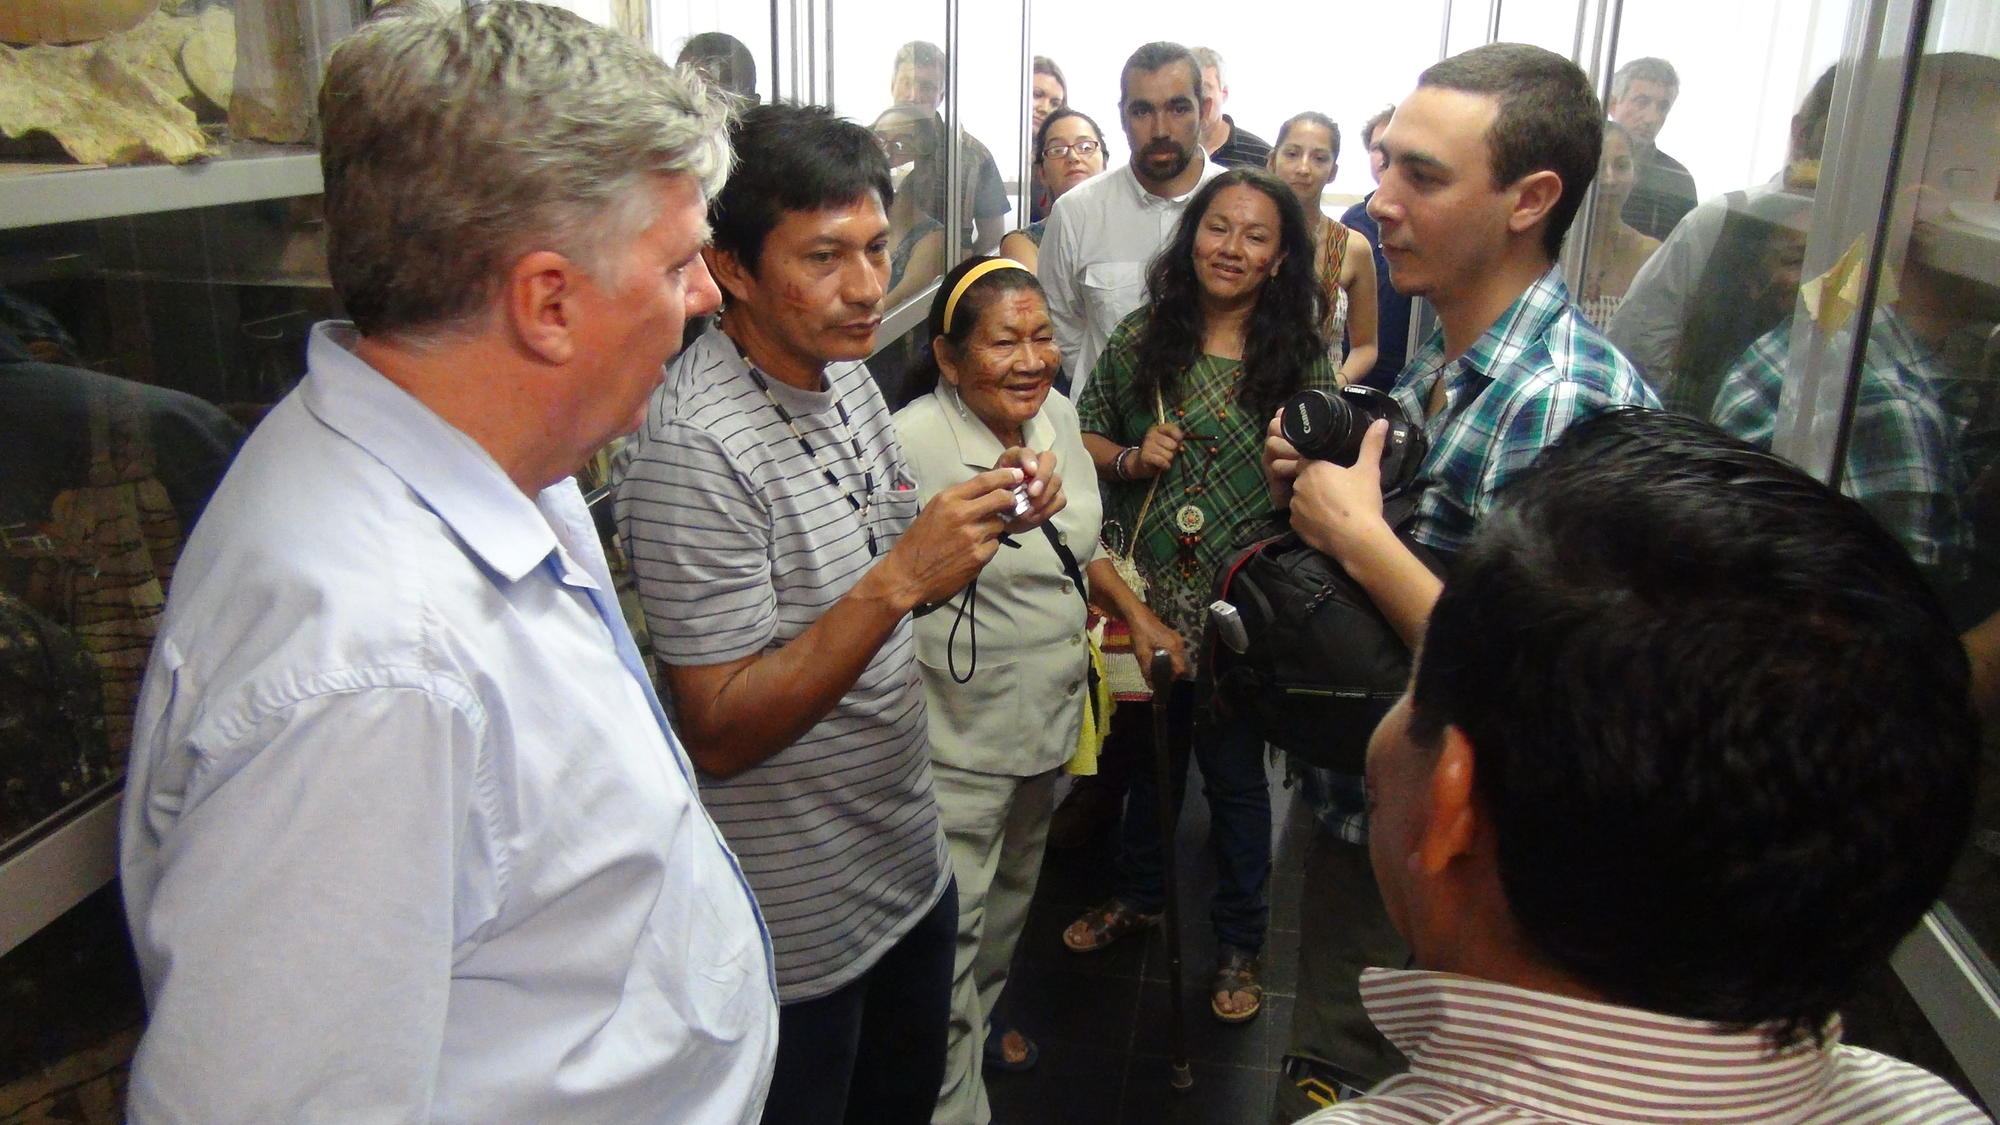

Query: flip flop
[[1061, 897, 1161, 953], [983, 1019, 1039, 1073], [1211, 946, 1264, 1024]]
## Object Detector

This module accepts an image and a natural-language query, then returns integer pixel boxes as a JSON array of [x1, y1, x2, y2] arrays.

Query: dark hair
[[1792, 65, 1838, 166], [911, 255, 1047, 388], [677, 31, 756, 101], [1131, 169, 1325, 419], [1408, 409, 1978, 1046], [1033, 55, 1066, 94], [1419, 43, 1602, 259], [1274, 111, 1341, 163], [1036, 106, 1109, 162], [1361, 104, 1395, 149], [1669, 190, 1812, 415], [1611, 56, 1681, 101], [710, 102, 893, 276], [1120, 41, 1202, 108]]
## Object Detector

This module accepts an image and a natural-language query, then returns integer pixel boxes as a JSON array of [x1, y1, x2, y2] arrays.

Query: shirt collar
[[1401, 265, 1571, 407], [299, 321, 565, 585], [1360, 968, 1842, 1125], [936, 383, 1054, 469], [1120, 155, 1219, 210]]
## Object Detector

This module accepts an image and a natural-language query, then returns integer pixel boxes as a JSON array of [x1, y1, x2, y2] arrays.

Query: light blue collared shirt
[[120, 323, 776, 1124]]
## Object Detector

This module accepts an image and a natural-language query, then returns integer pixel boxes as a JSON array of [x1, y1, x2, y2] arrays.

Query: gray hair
[[1611, 56, 1680, 101], [1190, 45, 1225, 90], [320, 1, 734, 340]]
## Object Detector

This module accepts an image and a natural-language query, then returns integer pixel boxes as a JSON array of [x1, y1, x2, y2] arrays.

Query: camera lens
[[1280, 389, 1367, 466]]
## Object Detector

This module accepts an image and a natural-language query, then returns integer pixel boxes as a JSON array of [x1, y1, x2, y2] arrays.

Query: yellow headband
[[941, 258, 1033, 334]]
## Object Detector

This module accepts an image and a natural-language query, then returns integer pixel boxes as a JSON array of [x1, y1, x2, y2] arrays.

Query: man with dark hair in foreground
[[1292, 409, 1985, 1124]]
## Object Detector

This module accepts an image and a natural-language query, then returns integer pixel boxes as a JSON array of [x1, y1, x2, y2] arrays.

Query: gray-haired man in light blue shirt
[[118, 5, 776, 1122]]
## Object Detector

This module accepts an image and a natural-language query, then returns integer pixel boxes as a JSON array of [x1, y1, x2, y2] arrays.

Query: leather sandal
[[1211, 946, 1264, 1024], [1061, 897, 1161, 953]]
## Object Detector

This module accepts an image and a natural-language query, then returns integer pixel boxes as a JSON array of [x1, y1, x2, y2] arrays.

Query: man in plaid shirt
[[1264, 44, 1658, 1119], [1711, 311, 1967, 583]]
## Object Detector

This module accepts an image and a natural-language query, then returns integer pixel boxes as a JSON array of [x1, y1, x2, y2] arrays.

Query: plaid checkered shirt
[[1391, 266, 1661, 557], [1711, 311, 1968, 575], [1312, 267, 1659, 838]]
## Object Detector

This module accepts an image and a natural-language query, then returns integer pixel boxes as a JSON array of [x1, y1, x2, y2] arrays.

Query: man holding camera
[[1265, 44, 1657, 1114], [614, 103, 1061, 1125]]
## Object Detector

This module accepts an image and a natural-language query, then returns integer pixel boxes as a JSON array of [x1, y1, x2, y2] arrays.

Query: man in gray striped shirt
[[1298, 410, 1983, 1123], [615, 103, 1063, 1125]]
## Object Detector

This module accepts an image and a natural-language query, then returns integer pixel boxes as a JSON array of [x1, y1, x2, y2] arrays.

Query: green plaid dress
[[1077, 308, 1339, 664]]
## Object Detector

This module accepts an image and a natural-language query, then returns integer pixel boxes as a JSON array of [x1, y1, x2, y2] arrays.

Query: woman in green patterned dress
[[1064, 168, 1338, 1023]]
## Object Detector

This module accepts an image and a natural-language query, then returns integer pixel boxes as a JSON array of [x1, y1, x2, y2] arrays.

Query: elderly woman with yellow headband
[[894, 257, 1184, 1123]]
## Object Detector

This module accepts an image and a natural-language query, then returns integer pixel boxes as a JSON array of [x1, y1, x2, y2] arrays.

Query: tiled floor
[[989, 752, 1311, 1125]]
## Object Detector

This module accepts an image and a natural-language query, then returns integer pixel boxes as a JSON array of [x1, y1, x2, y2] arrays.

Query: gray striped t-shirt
[[613, 327, 948, 1004]]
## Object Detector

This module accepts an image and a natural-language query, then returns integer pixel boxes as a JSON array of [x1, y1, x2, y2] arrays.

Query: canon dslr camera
[[1278, 385, 1427, 494]]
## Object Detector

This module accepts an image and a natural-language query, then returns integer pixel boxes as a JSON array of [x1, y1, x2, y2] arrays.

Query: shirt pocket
[[1080, 261, 1146, 330], [869, 485, 923, 552]]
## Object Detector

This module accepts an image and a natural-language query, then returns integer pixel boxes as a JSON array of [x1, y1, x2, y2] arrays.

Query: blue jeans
[[1114, 683, 1272, 953], [760, 881, 958, 1125]]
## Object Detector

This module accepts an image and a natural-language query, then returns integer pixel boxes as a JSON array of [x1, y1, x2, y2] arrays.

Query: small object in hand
[[1009, 483, 1033, 518]]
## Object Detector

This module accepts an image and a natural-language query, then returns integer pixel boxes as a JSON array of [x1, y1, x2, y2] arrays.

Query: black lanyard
[[747, 366, 878, 557]]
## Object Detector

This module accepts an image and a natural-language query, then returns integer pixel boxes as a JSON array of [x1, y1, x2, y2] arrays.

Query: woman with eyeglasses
[[1000, 107, 1109, 273], [1268, 111, 1380, 383], [1064, 169, 1338, 1024]]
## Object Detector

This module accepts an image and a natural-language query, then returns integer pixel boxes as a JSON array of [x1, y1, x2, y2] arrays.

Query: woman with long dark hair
[[1062, 168, 1338, 1024]]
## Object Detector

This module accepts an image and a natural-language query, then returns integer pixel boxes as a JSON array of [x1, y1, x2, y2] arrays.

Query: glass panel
[[954, 0, 1026, 259], [655, 0, 774, 106], [826, 0, 948, 322], [1847, 9, 2000, 1040], [1599, 0, 1993, 1099], [1, 197, 330, 854]]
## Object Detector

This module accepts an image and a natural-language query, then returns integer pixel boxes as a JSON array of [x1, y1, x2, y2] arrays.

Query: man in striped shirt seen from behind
[[1295, 409, 1985, 1124], [614, 102, 1065, 1125]]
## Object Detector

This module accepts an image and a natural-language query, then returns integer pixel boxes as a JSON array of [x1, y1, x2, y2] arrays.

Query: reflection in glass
[[1000, 107, 1110, 273], [1575, 122, 1662, 330], [872, 104, 949, 309]]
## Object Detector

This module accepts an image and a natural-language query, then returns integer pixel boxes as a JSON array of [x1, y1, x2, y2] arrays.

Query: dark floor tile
[[1129, 975, 1277, 1070], [1004, 965, 1144, 1049], [987, 1040, 1128, 1125], [1260, 926, 1301, 999], [1118, 1055, 1278, 1125], [1260, 994, 1299, 1070]]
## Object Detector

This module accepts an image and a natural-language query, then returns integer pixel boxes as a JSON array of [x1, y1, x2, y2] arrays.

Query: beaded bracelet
[[1112, 445, 1138, 481]]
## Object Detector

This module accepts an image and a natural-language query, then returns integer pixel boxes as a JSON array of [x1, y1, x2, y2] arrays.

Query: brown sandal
[[1211, 946, 1264, 1023], [1061, 898, 1161, 953]]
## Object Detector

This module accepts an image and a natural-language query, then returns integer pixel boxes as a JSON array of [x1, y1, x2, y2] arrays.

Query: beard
[[1135, 141, 1193, 185]]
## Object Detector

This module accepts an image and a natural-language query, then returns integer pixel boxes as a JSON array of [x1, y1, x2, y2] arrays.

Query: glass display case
[[0, 2, 359, 1117]]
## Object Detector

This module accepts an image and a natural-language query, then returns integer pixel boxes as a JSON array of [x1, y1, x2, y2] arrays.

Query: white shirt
[[1297, 969, 1986, 1124], [1607, 181, 1791, 391], [120, 323, 777, 1124], [1038, 157, 1224, 399], [893, 387, 1103, 776]]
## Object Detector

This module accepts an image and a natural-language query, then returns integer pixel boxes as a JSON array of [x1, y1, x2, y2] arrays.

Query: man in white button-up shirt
[[1038, 41, 1224, 398], [118, 6, 777, 1122]]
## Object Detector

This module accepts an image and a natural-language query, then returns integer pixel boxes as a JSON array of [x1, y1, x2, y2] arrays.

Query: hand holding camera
[[1267, 386, 1429, 569]]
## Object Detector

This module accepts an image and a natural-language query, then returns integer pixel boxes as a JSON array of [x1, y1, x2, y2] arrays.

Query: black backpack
[[1206, 496, 1441, 774]]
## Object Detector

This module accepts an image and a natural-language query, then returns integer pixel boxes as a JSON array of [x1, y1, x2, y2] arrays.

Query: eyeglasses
[[1042, 139, 1102, 160]]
